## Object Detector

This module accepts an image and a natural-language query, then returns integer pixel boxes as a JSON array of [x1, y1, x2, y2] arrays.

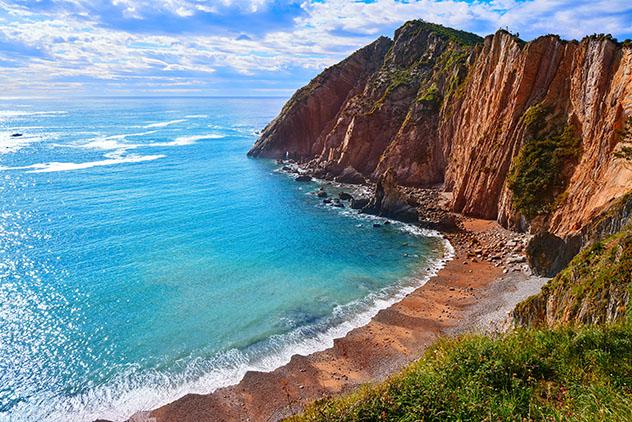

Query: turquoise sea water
[[0, 97, 449, 421]]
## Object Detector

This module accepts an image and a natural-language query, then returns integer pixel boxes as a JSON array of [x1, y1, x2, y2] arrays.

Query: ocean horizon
[[0, 96, 449, 421]]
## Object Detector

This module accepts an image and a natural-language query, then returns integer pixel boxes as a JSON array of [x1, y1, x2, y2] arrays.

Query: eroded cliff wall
[[249, 20, 632, 241]]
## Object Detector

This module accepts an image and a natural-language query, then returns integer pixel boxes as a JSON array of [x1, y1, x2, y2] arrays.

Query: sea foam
[[143, 119, 187, 128], [0, 154, 165, 173]]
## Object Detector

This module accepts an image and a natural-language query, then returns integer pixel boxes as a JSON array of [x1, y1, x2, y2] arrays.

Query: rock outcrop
[[513, 222, 631, 327], [361, 170, 419, 223], [249, 20, 632, 243], [247, 36, 392, 160], [527, 193, 632, 276]]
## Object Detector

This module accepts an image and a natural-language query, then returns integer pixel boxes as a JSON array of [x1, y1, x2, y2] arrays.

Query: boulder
[[361, 170, 418, 223], [526, 231, 581, 277], [295, 175, 312, 182], [339, 192, 353, 201], [317, 191, 328, 198], [334, 166, 365, 184], [350, 197, 370, 210], [11, 133, 22, 137]]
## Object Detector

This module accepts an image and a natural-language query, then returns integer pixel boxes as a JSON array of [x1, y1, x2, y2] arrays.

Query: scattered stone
[[373, 223, 381, 228], [11, 133, 22, 137], [295, 175, 312, 182], [508, 255, 526, 264], [317, 191, 328, 198], [323, 198, 332, 204], [338, 192, 353, 201]]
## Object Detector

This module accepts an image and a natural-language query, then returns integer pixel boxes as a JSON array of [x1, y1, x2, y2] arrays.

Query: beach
[[132, 218, 548, 422]]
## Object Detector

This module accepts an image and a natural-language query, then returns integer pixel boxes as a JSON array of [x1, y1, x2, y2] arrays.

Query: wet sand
[[130, 219, 546, 422]]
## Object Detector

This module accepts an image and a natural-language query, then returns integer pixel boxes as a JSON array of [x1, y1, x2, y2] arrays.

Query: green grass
[[507, 105, 582, 219], [290, 321, 632, 421], [515, 224, 632, 327]]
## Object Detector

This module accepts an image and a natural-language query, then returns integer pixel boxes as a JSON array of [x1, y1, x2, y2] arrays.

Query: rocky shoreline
[[277, 158, 532, 275], [124, 161, 547, 422]]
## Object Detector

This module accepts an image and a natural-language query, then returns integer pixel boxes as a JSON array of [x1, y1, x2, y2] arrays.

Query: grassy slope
[[290, 322, 632, 421]]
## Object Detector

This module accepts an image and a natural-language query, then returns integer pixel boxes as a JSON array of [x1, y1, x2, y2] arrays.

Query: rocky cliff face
[[250, 20, 632, 242], [248, 36, 392, 160]]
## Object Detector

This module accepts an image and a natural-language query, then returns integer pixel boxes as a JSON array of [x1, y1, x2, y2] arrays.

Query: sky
[[0, 0, 631, 97]]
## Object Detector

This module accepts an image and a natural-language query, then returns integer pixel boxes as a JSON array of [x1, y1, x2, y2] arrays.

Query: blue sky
[[0, 0, 631, 97]]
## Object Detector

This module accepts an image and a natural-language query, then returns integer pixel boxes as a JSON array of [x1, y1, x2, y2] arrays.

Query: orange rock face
[[249, 20, 632, 237]]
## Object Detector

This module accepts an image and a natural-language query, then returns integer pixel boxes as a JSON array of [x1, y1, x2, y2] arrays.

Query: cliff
[[249, 21, 632, 244]]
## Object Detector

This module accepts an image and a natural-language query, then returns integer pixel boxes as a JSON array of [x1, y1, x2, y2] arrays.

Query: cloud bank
[[0, 0, 630, 97]]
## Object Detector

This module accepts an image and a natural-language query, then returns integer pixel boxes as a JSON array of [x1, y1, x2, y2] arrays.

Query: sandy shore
[[126, 218, 547, 422]]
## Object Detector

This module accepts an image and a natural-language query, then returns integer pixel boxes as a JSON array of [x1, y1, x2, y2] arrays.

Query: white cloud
[[0, 0, 630, 96]]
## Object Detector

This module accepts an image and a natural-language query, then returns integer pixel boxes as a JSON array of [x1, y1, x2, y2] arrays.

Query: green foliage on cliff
[[406, 20, 484, 46], [522, 103, 548, 133], [290, 321, 632, 422], [507, 105, 582, 219], [615, 117, 632, 161], [416, 83, 440, 106], [370, 68, 415, 114], [515, 223, 632, 327]]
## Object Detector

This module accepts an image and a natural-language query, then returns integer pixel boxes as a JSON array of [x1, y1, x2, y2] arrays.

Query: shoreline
[[132, 215, 547, 422]]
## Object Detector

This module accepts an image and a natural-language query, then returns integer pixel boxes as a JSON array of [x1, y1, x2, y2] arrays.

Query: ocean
[[0, 97, 449, 421]]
